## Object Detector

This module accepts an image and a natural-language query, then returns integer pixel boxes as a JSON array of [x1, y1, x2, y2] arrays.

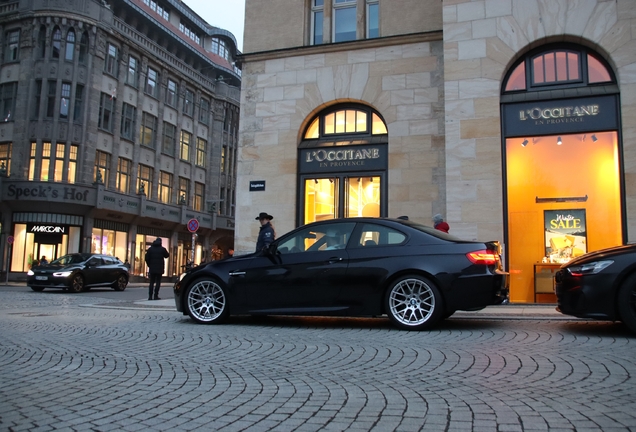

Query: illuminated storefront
[[501, 44, 624, 303]]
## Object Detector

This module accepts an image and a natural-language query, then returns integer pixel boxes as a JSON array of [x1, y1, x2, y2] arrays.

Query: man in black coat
[[255, 212, 275, 252], [145, 238, 169, 300]]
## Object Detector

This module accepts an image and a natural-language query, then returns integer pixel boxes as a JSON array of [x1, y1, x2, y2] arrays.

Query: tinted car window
[[102, 256, 116, 265], [357, 223, 406, 246], [278, 222, 356, 254], [87, 257, 103, 266]]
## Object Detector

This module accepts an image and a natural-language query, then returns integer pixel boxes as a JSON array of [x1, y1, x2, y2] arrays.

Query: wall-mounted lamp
[[521, 139, 529, 147], [592, 134, 598, 142], [314, 178, 319, 184], [557, 136, 562, 145]]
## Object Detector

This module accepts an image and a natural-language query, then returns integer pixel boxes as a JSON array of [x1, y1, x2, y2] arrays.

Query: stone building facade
[[238, 0, 636, 303], [0, 0, 241, 280]]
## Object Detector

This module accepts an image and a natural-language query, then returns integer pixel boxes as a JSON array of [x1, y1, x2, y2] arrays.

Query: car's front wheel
[[185, 279, 229, 324], [385, 275, 443, 330], [30, 286, 45, 292], [618, 273, 636, 333], [112, 274, 128, 291], [68, 274, 85, 293]]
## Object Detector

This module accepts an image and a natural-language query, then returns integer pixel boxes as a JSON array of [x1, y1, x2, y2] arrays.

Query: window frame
[[166, 79, 177, 107], [0, 82, 17, 122], [5, 29, 19, 62], [158, 171, 173, 204], [333, 0, 357, 43], [195, 137, 206, 167], [98, 92, 115, 132], [139, 112, 158, 149], [65, 29, 75, 61], [199, 98, 210, 125], [183, 88, 194, 117], [311, 0, 324, 45], [105, 43, 118, 77], [145, 67, 159, 98], [127, 56, 139, 87], [137, 164, 154, 198], [94, 150, 110, 185], [179, 130, 191, 161], [161, 121, 176, 156], [116, 157, 131, 194], [120, 103, 137, 141]]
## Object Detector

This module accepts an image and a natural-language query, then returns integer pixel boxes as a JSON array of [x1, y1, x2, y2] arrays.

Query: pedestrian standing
[[433, 214, 450, 233], [255, 212, 275, 251], [39, 256, 48, 265], [144, 238, 169, 300]]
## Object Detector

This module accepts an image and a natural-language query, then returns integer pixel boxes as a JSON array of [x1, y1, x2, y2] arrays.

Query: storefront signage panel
[[503, 95, 619, 137], [299, 144, 387, 174], [4, 181, 95, 203]]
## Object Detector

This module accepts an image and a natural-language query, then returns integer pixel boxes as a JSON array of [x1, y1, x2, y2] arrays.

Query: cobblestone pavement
[[1, 289, 636, 432]]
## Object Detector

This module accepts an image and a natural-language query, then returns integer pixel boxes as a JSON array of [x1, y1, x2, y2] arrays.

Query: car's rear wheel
[[385, 275, 443, 330], [112, 274, 128, 291], [185, 279, 229, 324], [30, 286, 45, 292], [618, 273, 636, 333], [69, 274, 85, 293]]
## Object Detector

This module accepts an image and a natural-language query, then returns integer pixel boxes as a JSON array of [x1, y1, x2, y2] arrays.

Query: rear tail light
[[466, 250, 499, 266]]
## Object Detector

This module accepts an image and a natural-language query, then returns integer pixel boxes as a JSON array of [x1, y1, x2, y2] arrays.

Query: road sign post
[[187, 219, 199, 267]]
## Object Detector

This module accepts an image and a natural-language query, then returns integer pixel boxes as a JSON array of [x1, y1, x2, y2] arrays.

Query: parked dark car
[[555, 244, 636, 332], [174, 218, 509, 330], [27, 253, 129, 293]]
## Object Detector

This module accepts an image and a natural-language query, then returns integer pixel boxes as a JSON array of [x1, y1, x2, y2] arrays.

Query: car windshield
[[51, 254, 90, 265]]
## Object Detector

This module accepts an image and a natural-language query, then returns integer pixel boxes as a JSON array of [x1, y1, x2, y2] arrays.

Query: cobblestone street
[[1, 287, 635, 431]]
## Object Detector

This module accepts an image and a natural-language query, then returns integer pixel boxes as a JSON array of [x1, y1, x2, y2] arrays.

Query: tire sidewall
[[384, 274, 443, 330], [618, 273, 636, 333], [69, 273, 84, 293]]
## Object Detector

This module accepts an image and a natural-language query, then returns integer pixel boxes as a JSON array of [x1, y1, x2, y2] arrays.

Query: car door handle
[[327, 257, 343, 263], [229, 271, 246, 277]]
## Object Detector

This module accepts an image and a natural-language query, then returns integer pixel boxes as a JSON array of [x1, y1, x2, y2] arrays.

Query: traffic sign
[[7, 235, 13, 244], [187, 218, 199, 233]]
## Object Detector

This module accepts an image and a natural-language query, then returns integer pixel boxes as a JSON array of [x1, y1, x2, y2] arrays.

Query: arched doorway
[[501, 43, 624, 303], [297, 104, 388, 226]]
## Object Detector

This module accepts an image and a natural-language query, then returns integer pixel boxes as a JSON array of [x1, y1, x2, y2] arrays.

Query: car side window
[[103, 256, 116, 265], [87, 257, 103, 266], [278, 222, 356, 254], [357, 223, 406, 247]]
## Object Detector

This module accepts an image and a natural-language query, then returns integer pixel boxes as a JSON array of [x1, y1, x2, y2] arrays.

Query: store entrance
[[505, 131, 623, 303]]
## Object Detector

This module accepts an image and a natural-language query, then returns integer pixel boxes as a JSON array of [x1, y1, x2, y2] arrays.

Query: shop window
[[65, 29, 75, 61], [162, 122, 176, 155], [116, 157, 131, 194], [5, 29, 19, 62], [304, 107, 387, 139], [345, 176, 380, 217]]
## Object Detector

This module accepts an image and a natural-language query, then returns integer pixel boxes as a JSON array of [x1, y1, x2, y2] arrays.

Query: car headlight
[[567, 260, 613, 276], [53, 271, 73, 277], [27, 270, 34, 276]]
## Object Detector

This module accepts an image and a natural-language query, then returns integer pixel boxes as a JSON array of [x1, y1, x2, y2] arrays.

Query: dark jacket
[[256, 222, 275, 251], [145, 239, 169, 274]]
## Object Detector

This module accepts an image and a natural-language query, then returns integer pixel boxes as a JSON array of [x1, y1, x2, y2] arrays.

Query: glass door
[[304, 177, 339, 224]]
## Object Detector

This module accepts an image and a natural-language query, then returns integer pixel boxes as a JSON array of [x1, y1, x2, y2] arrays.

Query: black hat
[[255, 212, 274, 220]]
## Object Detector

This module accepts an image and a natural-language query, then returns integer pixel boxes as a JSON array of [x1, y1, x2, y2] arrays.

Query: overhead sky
[[182, 0, 246, 51]]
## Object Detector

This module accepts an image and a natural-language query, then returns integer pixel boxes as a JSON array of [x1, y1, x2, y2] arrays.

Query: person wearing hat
[[255, 212, 275, 251], [433, 213, 450, 233], [144, 237, 170, 300]]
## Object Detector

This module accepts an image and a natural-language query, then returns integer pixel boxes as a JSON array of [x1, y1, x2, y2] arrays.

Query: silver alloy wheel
[[388, 277, 435, 326], [187, 280, 226, 322]]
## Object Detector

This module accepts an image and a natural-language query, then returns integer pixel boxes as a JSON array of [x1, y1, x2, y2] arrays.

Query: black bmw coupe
[[174, 218, 509, 330], [555, 244, 636, 332]]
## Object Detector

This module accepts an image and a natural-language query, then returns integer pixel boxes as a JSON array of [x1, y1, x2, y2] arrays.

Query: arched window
[[65, 29, 75, 61], [503, 44, 614, 93], [37, 25, 46, 58], [303, 106, 387, 139], [78, 31, 88, 64], [51, 27, 61, 59]]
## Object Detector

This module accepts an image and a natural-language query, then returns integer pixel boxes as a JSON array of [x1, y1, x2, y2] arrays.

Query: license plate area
[[35, 276, 48, 280]]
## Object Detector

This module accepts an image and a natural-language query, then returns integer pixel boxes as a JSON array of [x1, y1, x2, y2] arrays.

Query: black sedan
[[27, 253, 129, 293], [555, 244, 636, 332], [174, 218, 509, 330]]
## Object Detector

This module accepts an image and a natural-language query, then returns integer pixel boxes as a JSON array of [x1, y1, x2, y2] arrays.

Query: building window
[[33, 80, 42, 119], [98, 92, 115, 132], [127, 56, 138, 87], [304, 107, 387, 138], [194, 182, 204, 212], [311, 0, 324, 45], [195, 138, 206, 167], [211, 37, 228, 60], [145, 67, 159, 98], [116, 157, 131, 194], [121, 103, 136, 141], [46, 80, 56, 118], [65, 29, 75, 61], [78, 32, 88, 64], [162, 122, 176, 156], [166, 79, 177, 107], [366, 0, 379, 38], [199, 98, 210, 125], [158, 171, 173, 204], [221, 146, 226, 173], [73, 84, 84, 122], [41, 142, 51, 181], [179, 177, 189, 205], [334, 0, 357, 42], [0, 82, 16, 122], [28, 142, 36, 180], [179, 22, 200, 44], [5, 29, 19, 62], [68, 144, 78, 183], [137, 164, 153, 197], [105, 43, 118, 76], [184, 88, 194, 116], [53, 144, 66, 182], [59, 82, 71, 119], [140, 112, 158, 148], [0, 143, 11, 175], [179, 130, 191, 161], [37, 26, 46, 58], [51, 27, 61, 59], [93, 150, 110, 185]]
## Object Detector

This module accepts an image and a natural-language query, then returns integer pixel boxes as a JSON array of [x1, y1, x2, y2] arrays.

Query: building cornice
[[237, 31, 443, 65]]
